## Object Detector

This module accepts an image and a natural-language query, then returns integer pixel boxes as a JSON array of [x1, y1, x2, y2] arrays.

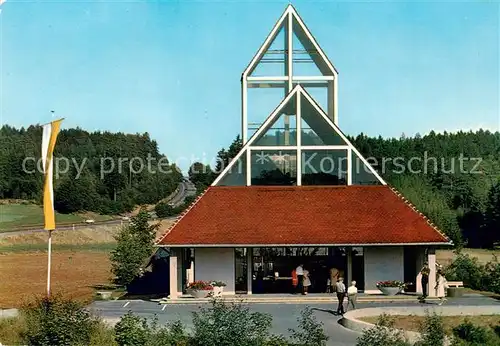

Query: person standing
[[303, 269, 311, 295], [291, 268, 298, 292], [435, 269, 449, 305], [347, 280, 358, 311], [419, 262, 430, 302], [335, 277, 346, 315], [296, 264, 304, 295], [329, 266, 339, 293]]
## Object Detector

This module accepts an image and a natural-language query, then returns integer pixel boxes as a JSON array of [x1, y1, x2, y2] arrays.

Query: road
[[90, 293, 499, 346], [168, 180, 196, 207], [0, 179, 194, 237]]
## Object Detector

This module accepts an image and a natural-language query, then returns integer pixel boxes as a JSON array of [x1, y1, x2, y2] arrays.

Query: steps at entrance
[[157, 294, 439, 305]]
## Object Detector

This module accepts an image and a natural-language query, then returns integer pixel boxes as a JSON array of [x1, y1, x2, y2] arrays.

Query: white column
[[347, 247, 353, 284], [296, 93, 302, 186], [246, 248, 253, 295], [427, 248, 437, 297], [169, 249, 179, 299], [242, 78, 248, 144], [415, 248, 425, 294]]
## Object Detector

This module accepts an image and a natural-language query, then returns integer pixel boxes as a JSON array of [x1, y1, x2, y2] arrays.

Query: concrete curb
[[340, 305, 500, 345], [0, 308, 18, 319]]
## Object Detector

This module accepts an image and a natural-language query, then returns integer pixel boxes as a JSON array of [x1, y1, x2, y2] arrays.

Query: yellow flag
[[41, 119, 63, 231]]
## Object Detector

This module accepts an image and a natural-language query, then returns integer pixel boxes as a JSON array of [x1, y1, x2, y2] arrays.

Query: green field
[[0, 204, 112, 231]]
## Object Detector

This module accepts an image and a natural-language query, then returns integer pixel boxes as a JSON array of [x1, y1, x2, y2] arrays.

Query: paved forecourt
[[91, 293, 499, 346]]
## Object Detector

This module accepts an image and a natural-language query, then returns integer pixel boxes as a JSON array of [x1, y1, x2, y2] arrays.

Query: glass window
[[251, 150, 297, 185], [302, 149, 347, 185]]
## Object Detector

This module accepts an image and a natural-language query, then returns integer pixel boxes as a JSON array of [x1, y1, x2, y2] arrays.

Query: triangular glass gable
[[291, 15, 333, 77], [300, 93, 346, 146], [252, 93, 298, 146], [213, 87, 386, 187], [250, 26, 287, 77], [291, 31, 324, 76]]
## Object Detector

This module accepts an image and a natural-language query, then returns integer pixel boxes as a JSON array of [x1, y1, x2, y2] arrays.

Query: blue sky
[[1, 0, 498, 172]]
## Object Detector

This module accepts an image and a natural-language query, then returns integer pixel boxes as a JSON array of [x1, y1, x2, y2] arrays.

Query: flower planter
[[187, 288, 213, 299], [379, 287, 402, 296], [213, 286, 224, 297]]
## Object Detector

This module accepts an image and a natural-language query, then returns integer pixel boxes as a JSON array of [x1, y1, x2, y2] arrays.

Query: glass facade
[[250, 149, 297, 185], [302, 149, 348, 185]]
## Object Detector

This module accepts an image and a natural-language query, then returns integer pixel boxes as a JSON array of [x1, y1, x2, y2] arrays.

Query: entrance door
[[351, 247, 365, 291], [234, 248, 248, 293]]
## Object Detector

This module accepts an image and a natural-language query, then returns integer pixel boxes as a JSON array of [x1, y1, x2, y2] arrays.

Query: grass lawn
[[0, 250, 113, 308], [359, 315, 500, 334], [0, 204, 113, 231]]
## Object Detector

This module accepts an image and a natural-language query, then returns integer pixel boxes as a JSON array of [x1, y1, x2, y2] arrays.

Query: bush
[[21, 295, 101, 346], [445, 252, 500, 293], [451, 319, 499, 346], [417, 312, 446, 346], [288, 306, 328, 346], [114, 312, 188, 346], [444, 253, 486, 290], [114, 312, 150, 346], [356, 314, 411, 346], [191, 298, 273, 346], [155, 202, 176, 218]]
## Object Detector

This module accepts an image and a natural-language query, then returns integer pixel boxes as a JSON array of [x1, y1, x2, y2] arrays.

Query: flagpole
[[47, 230, 52, 297]]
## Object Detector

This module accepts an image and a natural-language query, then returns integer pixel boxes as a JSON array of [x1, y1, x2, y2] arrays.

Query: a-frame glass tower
[[213, 5, 386, 187]]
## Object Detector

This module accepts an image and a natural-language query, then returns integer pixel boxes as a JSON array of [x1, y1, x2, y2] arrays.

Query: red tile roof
[[157, 185, 450, 246]]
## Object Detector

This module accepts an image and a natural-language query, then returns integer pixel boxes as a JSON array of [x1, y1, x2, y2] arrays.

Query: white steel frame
[[241, 4, 339, 144], [212, 86, 387, 186]]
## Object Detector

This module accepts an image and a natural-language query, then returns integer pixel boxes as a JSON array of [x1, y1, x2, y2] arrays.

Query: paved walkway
[[91, 293, 499, 346]]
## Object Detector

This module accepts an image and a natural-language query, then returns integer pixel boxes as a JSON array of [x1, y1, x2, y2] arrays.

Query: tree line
[[0, 125, 183, 214], [189, 130, 500, 249]]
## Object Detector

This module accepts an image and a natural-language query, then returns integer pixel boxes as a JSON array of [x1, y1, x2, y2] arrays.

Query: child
[[435, 269, 449, 305], [347, 280, 358, 311]]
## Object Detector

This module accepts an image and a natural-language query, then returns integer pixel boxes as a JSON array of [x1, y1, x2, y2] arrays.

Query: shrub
[[21, 295, 101, 346], [417, 312, 446, 346], [211, 281, 227, 287], [444, 253, 486, 290], [114, 312, 150, 346], [445, 252, 500, 293], [356, 314, 411, 346], [155, 202, 176, 218], [190, 298, 273, 346], [0, 316, 25, 345], [114, 312, 188, 346], [451, 319, 496, 346], [288, 306, 328, 346]]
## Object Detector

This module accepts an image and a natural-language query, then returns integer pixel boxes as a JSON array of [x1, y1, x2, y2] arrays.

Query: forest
[[0, 125, 183, 214], [189, 130, 500, 249]]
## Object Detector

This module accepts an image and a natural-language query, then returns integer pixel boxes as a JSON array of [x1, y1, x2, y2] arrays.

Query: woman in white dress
[[303, 269, 311, 295], [435, 269, 449, 305]]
